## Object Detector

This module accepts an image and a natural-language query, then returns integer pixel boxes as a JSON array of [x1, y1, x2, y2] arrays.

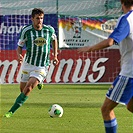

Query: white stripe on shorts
[[110, 76, 129, 103]]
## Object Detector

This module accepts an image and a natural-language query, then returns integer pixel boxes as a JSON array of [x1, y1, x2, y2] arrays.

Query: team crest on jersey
[[34, 37, 47, 46]]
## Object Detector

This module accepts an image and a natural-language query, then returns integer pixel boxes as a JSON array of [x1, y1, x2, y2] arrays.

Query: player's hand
[[53, 57, 59, 66], [18, 54, 23, 64], [77, 46, 90, 53]]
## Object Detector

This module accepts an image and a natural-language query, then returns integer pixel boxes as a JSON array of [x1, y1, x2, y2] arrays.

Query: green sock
[[9, 92, 28, 113]]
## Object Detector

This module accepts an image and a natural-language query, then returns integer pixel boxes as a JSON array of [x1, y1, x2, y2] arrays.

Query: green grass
[[0, 84, 132, 133]]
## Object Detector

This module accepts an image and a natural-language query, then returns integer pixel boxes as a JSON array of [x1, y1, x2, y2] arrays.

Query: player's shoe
[[37, 84, 44, 90], [4, 112, 13, 118]]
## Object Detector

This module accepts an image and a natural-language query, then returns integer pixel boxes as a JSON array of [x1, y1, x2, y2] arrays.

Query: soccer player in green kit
[[4, 8, 59, 118]]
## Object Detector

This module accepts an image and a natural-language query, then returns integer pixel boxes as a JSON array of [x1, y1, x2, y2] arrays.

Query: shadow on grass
[[2, 102, 123, 109]]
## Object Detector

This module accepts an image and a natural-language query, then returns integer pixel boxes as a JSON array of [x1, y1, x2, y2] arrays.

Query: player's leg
[[18, 66, 47, 110], [37, 66, 49, 90], [102, 75, 132, 133], [4, 63, 35, 118], [101, 98, 118, 120], [22, 77, 39, 96], [4, 65, 48, 118], [101, 97, 118, 133], [4, 64, 30, 118], [4, 77, 39, 118], [20, 82, 27, 92], [127, 97, 133, 113]]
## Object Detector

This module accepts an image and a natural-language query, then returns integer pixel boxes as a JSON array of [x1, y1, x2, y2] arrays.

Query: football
[[48, 104, 63, 118]]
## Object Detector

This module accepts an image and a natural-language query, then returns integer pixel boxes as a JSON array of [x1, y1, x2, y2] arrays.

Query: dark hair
[[31, 8, 44, 18], [121, 0, 133, 7]]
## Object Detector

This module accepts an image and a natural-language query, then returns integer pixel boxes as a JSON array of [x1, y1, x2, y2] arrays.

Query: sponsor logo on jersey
[[34, 37, 47, 46]]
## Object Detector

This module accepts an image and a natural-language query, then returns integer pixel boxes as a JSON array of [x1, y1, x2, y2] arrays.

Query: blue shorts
[[106, 75, 133, 105]]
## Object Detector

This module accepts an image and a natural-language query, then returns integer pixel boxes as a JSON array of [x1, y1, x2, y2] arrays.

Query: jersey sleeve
[[17, 26, 27, 47], [48, 25, 57, 40], [109, 16, 130, 44]]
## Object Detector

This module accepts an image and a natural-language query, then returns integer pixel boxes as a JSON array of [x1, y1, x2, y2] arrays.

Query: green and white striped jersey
[[18, 24, 56, 67]]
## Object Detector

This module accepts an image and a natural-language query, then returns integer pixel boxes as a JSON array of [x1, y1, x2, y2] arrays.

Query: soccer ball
[[48, 104, 63, 118]]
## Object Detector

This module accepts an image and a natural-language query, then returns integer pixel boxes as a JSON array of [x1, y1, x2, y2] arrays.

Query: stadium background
[[0, 0, 121, 84]]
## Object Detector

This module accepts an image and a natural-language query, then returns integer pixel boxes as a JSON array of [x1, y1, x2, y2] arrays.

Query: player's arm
[[77, 38, 114, 53], [16, 25, 27, 64], [49, 25, 59, 65], [52, 37, 59, 65], [17, 38, 26, 64], [16, 46, 23, 64]]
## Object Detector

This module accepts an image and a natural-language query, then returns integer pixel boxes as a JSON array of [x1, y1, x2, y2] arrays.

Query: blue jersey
[[109, 10, 133, 78]]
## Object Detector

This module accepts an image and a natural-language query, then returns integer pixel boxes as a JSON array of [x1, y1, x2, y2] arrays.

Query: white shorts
[[21, 62, 48, 83]]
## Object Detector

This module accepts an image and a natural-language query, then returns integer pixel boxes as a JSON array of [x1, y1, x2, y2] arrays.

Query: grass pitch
[[0, 84, 132, 133]]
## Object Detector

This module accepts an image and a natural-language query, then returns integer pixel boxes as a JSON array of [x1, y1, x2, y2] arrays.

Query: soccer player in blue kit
[[78, 0, 133, 132]]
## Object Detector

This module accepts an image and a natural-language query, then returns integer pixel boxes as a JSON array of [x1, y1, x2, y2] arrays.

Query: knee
[[23, 85, 33, 95], [26, 85, 33, 92], [101, 104, 110, 116]]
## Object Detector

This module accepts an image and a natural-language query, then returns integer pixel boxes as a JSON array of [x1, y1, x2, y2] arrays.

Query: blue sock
[[104, 118, 117, 133]]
